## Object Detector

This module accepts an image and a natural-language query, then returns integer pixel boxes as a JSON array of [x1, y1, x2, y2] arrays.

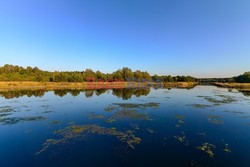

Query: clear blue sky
[[0, 0, 249, 77]]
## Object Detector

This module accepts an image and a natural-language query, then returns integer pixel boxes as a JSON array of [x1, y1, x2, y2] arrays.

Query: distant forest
[[0, 64, 196, 82], [0, 64, 249, 83], [234, 72, 250, 83], [198, 72, 250, 83]]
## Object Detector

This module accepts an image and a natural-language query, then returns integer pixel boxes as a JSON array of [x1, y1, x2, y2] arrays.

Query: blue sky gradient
[[0, 0, 249, 77]]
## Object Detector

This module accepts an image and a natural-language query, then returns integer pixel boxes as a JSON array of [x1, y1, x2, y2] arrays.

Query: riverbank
[[163, 82, 197, 89], [213, 82, 250, 92], [0, 81, 197, 91]]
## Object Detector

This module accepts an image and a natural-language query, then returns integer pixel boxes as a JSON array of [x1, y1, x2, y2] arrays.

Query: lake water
[[0, 86, 250, 167]]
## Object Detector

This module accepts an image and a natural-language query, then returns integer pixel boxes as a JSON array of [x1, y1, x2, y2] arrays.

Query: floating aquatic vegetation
[[197, 143, 216, 157], [37, 139, 60, 155], [105, 118, 116, 123], [174, 131, 189, 146], [176, 115, 185, 121], [207, 115, 224, 125], [104, 102, 154, 122], [110, 102, 160, 110], [175, 115, 185, 128], [50, 120, 62, 124], [223, 143, 231, 153], [43, 110, 53, 114], [0, 113, 12, 117], [113, 109, 149, 120], [41, 105, 50, 108], [37, 124, 141, 154], [105, 109, 149, 122], [0, 106, 16, 113], [88, 113, 105, 119], [0, 116, 46, 125], [223, 110, 245, 114], [40, 105, 53, 111], [187, 104, 213, 109], [198, 95, 238, 106], [104, 106, 117, 112]]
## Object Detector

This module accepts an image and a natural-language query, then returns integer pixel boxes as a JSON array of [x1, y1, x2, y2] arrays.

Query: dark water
[[0, 86, 250, 167]]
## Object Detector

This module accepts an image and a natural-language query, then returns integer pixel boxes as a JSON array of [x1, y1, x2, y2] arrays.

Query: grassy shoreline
[[213, 82, 250, 91], [0, 81, 197, 91], [163, 82, 197, 89]]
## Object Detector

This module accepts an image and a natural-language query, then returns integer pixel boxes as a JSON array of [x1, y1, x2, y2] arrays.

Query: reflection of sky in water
[[0, 86, 250, 167]]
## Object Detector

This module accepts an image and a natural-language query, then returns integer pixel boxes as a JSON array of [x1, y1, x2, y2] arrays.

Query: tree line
[[0, 64, 197, 82], [234, 72, 250, 83], [198, 72, 250, 83]]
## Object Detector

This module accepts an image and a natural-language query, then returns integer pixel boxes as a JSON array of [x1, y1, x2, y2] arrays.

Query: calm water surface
[[0, 86, 250, 167]]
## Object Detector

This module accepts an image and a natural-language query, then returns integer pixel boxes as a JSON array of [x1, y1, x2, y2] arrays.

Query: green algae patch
[[223, 143, 231, 153], [207, 115, 224, 125], [104, 103, 153, 122], [174, 131, 189, 146], [43, 110, 53, 114], [0, 106, 16, 113], [198, 95, 238, 106], [117, 102, 160, 109], [37, 124, 141, 154], [105, 118, 116, 123], [223, 110, 245, 114], [197, 143, 216, 158], [88, 113, 105, 119], [104, 106, 117, 112], [50, 120, 62, 124], [0, 106, 39, 125], [175, 115, 185, 128], [106, 102, 160, 111], [0, 116, 46, 125], [112, 109, 150, 120], [187, 104, 213, 109]]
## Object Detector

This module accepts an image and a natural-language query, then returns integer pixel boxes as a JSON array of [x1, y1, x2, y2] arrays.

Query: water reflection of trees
[[112, 88, 150, 100], [0, 90, 45, 99], [0, 88, 151, 99], [1, 88, 249, 99], [238, 90, 250, 96]]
